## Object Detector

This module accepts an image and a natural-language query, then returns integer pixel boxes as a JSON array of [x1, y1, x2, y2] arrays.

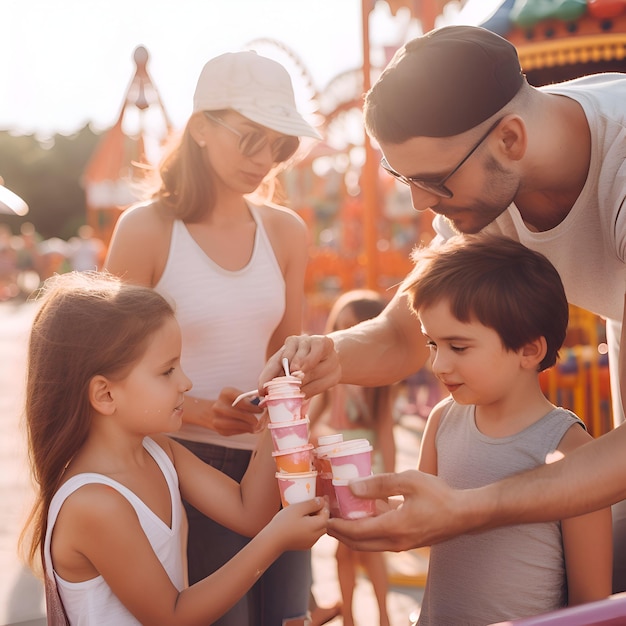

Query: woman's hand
[[184, 388, 265, 436]]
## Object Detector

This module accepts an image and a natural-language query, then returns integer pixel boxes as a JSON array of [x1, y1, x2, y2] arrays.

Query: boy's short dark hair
[[403, 235, 568, 371]]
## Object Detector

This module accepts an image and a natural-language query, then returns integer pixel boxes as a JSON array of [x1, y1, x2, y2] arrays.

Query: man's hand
[[259, 335, 340, 398], [327, 470, 470, 551]]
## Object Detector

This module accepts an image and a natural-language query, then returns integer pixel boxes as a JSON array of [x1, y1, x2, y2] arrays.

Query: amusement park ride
[[83, 0, 625, 436]]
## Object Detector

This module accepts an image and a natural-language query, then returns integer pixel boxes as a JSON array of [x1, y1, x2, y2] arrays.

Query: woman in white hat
[[106, 50, 321, 625]]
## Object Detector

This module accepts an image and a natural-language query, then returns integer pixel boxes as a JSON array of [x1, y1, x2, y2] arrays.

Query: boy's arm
[[375, 386, 396, 474], [417, 400, 445, 476], [558, 424, 613, 604]]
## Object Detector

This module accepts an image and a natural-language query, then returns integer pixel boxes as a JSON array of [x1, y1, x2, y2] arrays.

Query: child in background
[[309, 289, 395, 626], [21, 272, 327, 625], [404, 235, 612, 625]]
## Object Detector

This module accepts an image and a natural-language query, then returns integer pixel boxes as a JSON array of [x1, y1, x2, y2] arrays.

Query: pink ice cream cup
[[332, 478, 376, 520], [276, 471, 318, 507], [326, 439, 373, 480], [312, 453, 340, 518], [265, 394, 305, 423], [268, 418, 310, 452], [316, 433, 344, 446], [263, 375, 302, 395], [313, 439, 344, 518], [272, 443, 314, 473]]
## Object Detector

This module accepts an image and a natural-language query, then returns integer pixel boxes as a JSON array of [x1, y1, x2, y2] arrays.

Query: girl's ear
[[521, 336, 547, 370], [89, 375, 116, 415]]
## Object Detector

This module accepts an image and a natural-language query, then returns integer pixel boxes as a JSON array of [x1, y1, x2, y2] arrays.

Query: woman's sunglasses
[[204, 112, 299, 164]]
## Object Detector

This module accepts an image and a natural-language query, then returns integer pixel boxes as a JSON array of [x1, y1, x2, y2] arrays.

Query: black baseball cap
[[365, 26, 524, 140]]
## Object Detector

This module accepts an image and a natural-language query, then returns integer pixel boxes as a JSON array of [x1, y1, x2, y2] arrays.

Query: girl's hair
[[402, 234, 568, 371], [21, 271, 175, 570], [326, 289, 390, 427], [325, 289, 387, 334]]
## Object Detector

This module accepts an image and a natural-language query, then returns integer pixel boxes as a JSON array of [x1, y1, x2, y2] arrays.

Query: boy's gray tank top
[[418, 399, 585, 626]]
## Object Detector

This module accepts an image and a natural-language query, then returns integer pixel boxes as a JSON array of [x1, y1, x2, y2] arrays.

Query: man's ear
[[89, 375, 116, 415], [521, 336, 547, 370], [498, 115, 526, 162]]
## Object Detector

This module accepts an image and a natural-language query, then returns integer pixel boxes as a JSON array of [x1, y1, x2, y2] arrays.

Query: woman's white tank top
[[155, 205, 285, 450]]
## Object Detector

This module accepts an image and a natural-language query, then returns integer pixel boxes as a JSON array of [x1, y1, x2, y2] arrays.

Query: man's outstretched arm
[[328, 423, 626, 551]]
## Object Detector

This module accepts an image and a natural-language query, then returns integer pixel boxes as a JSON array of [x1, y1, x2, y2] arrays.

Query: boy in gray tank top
[[402, 235, 612, 625]]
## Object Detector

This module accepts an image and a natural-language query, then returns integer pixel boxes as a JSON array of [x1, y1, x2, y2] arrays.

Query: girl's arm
[[164, 430, 281, 536], [558, 424, 613, 604], [56, 480, 327, 625]]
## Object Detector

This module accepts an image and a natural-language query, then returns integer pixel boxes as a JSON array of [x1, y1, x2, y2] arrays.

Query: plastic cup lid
[[275, 470, 317, 479], [263, 375, 302, 388], [326, 442, 373, 458], [315, 438, 371, 458], [265, 392, 305, 401], [267, 417, 309, 429], [317, 434, 344, 446], [272, 443, 314, 457]]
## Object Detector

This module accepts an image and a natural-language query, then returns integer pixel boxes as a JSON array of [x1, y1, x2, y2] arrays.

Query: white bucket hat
[[193, 51, 322, 140]]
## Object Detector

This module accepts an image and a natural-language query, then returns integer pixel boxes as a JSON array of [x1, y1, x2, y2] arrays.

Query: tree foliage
[[0, 126, 100, 239]]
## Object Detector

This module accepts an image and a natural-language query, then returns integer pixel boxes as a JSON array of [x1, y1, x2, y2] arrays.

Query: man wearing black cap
[[260, 24, 626, 594]]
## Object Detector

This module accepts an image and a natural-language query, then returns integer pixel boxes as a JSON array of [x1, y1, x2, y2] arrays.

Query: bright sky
[[1, 0, 502, 139]]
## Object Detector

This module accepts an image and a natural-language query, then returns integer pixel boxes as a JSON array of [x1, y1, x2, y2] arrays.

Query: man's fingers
[[348, 471, 417, 500], [288, 335, 331, 371], [327, 508, 409, 552]]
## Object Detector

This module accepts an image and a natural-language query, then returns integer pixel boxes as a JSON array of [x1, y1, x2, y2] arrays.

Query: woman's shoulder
[[116, 200, 175, 234], [106, 200, 175, 283], [109, 201, 176, 252], [255, 201, 306, 231], [254, 202, 306, 228]]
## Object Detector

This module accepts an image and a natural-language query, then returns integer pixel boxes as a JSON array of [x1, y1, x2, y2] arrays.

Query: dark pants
[[174, 439, 311, 625]]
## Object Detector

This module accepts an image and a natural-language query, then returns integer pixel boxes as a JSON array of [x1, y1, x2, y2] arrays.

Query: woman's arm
[[262, 204, 309, 358], [104, 202, 169, 287]]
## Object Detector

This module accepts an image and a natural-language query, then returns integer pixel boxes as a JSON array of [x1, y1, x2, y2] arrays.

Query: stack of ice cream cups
[[265, 375, 317, 506], [313, 435, 376, 519]]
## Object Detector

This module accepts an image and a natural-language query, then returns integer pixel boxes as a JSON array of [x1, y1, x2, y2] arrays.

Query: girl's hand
[[268, 498, 328, 551]]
